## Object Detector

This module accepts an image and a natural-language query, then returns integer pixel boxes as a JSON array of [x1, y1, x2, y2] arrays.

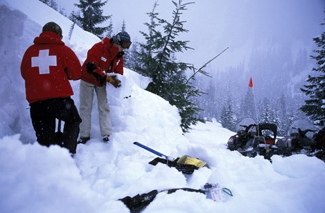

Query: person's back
[[21, 23, 81, 104], [20, 22, 82, 155]]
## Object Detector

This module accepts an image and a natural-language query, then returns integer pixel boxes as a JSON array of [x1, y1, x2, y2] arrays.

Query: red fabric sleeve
[[113, 57, 124, 75], [85, 42, 103, 67], [61, 46, 82, 80], [93, 68, 106, 77]]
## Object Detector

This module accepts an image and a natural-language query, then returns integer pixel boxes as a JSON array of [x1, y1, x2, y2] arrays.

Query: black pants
[[30, 97, 82, 154]]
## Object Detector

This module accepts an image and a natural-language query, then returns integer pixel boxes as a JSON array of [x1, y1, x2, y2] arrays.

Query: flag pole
[[248, 77, 259, 124]]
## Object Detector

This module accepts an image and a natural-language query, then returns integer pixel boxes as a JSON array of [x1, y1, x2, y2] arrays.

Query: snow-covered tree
[[72, 0, 111, 39], [300, 13, 325, 125], [39, 0, 58, 11], [240, 88, 256, 121], [136, 0, 208, 133], [220, 97, 236, 131]]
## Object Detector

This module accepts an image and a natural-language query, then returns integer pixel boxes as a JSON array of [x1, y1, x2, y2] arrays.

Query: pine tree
[[136, 0, 208, 133], [119, 21, 132, 69], [124, 40, 139, 70], [260, 98, 278, 125], [240, 88, 256, 121], [39, 0, 58, 11], [192, 75, 212, 120], [220, 97, 236, 131], [105, 19, 114, 38], [300, 13, 325, 125], [72, 0, 111, 38], [277, 93, 289, 136]]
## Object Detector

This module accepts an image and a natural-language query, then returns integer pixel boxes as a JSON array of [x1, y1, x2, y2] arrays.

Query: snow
[[1, 0, 325, 212]]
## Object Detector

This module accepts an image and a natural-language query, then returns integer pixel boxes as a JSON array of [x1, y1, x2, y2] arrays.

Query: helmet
[[112, 31, 131, 49], [42, 22, 63, 39]]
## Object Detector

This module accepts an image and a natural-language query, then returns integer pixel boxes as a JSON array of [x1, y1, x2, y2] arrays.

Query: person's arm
[[112, 57, 124, 75], [62, 46, 82, 80]]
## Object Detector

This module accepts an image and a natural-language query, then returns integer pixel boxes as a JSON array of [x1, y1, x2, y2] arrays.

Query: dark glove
[[86, 62, 106, 85], [116, 51, 124, 59], [86, 62, 97, 73], [106, 75, 121, 88]]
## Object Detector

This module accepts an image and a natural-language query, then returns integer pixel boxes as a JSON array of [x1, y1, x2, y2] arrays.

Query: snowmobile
[[276, 127, 316, 155], [275, 117, 325, 161], [226, 124, 256, 151], [254, 123, 278, 159], [228, 119, 325, 162], [275, 125, 325, 161], [275, 119, 317, 156], [226, 118, 257, 152], [227, 118, 278, 160]]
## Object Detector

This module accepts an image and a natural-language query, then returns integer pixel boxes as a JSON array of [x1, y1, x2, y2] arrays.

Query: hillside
[[1, 0, 325, 212]]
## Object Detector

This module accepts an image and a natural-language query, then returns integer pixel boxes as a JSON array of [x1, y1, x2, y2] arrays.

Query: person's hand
[[106, 75, 121, 88]]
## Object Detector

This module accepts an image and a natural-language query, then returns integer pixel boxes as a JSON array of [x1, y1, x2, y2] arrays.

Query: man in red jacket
[[78, 31, 131, 144], [21, 22, 82, 155]]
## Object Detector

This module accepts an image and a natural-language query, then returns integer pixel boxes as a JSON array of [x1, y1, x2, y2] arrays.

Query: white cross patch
[[31, 49, 57, 74]]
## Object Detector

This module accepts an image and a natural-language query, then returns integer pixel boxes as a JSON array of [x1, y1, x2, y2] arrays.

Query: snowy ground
[[1, 0, 325, 212]]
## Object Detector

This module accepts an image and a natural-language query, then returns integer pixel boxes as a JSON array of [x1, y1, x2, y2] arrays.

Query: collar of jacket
[[33, 31, 64, 45], [102, 37, 119, 58]]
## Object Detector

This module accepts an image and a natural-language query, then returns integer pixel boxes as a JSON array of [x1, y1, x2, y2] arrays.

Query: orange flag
[[248, 77, 253, 88]]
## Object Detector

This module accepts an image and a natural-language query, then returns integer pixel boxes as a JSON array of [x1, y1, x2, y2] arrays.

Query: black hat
[[42, 22, 63, 39], [112, 31, 131, 49]]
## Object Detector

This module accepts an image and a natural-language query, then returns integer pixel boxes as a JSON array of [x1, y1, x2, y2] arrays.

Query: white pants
[[79, 80, 112, 138]]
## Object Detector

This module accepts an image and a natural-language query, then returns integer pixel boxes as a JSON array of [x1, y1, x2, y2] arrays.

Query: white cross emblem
[[31, 49, 57, 74]]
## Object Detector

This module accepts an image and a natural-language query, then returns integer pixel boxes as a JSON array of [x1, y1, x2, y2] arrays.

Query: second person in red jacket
[[78, 31, 131, 144]]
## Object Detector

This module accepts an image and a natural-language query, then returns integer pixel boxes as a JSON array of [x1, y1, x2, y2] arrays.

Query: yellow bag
[[176, 155, 208, 168]]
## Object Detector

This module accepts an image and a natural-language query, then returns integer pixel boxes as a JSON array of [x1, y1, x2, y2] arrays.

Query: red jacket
[[21, 31, 82, 104], [81, 37, 124, 86]]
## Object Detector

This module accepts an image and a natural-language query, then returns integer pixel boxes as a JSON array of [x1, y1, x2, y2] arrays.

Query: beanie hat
[[112, 31, 131, 49], [42, 22, 63, 39]]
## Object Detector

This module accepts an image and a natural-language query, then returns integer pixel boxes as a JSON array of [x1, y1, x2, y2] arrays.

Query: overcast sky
[[56, 0, 325, 70]]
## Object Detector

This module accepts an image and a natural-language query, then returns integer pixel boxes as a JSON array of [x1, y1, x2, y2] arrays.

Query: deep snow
[[1, 0, 325, 212]]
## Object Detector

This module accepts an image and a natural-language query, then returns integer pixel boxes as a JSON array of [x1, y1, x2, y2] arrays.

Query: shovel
[[133, 142, 208, 174]]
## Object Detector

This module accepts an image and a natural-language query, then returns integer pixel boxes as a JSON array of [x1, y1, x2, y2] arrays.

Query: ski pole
[[133, 142, 175, 161]]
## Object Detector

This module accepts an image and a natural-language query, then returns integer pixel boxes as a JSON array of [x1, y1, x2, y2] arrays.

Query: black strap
[[164, 187, 205, 195], [119, 187, 205, 213], [148, 157, 198, 174], [119, 190, 158, 213]]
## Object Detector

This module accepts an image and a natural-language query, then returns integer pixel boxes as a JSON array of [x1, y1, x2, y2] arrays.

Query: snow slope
[[0, 0, 325, 212]]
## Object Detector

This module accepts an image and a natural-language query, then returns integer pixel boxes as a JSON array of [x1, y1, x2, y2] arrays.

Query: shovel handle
[[133, 142, 172, 160]]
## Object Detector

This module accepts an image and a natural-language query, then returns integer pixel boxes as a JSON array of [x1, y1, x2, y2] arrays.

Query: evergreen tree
[[300, 14, 325, 125], [136, 0, 208, 133], [105, 19, 114, 38], [286, 109, 297, 135], [260, 98, 278, 126], [39, 0, 58, 11], [240, 88, 256, 121], [124, 40, 139, 70], [220, 97, 236, 131], [277, 93, 289, 136], [72, 0, 111, 38], [193, 75, 213, 120], [119, 21, 132, 69]]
